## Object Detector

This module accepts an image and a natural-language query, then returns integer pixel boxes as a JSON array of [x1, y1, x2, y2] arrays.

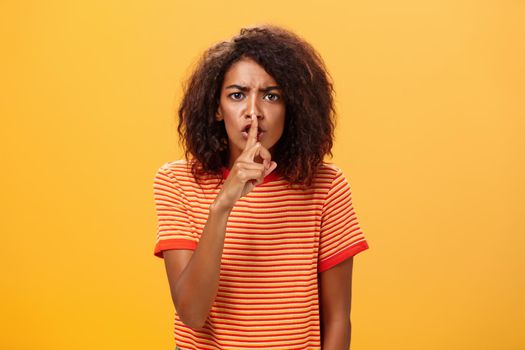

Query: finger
[[237, 161, 267, 171], [245, 141, 272, 166], [244, 141, 263, 162], [235, 161, 265, 172], [244, 114, 258, 150], [236, 168, 265, 184], [254, 143, 272, 166], [263, 161, 278, 177]]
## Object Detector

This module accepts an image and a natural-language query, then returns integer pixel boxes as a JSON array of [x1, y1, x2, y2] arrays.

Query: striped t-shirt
[[153, 159, 369, 349]]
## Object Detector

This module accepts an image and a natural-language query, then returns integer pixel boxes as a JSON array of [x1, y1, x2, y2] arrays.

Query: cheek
[[223, 121, 236, 135], [221, 100, 241, 114], [222, 117, 240, 140], [268, 105, 285, 126], [277, 110, 286, 132]]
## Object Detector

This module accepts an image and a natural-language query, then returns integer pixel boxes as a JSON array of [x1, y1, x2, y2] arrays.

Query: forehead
[[222, 58, 277, 86]]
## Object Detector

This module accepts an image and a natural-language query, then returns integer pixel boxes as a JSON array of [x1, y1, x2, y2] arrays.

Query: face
[[216, 57, 286, 168]]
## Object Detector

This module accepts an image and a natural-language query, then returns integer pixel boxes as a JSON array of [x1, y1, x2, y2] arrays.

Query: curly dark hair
[[177, 24, 337, 189]]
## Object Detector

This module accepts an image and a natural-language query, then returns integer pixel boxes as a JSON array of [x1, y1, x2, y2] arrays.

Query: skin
[[215, 56, 286, 169], [165, 56, 354, 348], [162, 103, 278, 329], [319, 257, 354, 349]]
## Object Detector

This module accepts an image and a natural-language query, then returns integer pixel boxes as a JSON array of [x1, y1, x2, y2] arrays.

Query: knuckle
[[234, 161, 245, 170]]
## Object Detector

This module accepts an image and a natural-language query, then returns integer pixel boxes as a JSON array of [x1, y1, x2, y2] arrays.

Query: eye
[[228, 92, 244, 100], [265, 93, 280, 101]]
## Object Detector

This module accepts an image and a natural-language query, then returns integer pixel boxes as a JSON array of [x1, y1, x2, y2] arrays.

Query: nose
[[245, 94, 263, 120]]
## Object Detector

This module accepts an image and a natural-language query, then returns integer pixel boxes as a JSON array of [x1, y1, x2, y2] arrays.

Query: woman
[[153, 24, 370, 350]]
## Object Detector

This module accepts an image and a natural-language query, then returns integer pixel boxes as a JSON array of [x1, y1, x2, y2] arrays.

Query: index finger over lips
[[244, 114, 258, 151]]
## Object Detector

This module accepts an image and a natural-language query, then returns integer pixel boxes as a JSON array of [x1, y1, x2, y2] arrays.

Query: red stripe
[[214, 291, 318, 301], [318, 240, 369, 272], [217, 285, 318, 294], [152, 160, 368, 347]]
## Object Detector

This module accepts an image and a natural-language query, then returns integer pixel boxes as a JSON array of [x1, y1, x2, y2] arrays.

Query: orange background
[[1, 1, 524, 349]]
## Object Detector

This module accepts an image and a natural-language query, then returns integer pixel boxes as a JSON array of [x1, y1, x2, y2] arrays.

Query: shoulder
[[159, 158, 192, 170], [156, 159, 222, 188], [317, 162, 345, 181], [315, 162, 354, 196], [154, 159, 196, 184]]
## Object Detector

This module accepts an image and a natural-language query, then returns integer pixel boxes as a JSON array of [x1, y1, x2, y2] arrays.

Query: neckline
[[221, 166, 281, 184]]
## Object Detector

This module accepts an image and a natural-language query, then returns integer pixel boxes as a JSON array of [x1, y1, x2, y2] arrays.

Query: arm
[[163, 201, 232, 329], [319, 256, 354, 350], [161, 116, 275, 329]]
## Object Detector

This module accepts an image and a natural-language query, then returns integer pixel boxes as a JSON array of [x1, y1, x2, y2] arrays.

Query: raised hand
[[214, 115, 278, 210]]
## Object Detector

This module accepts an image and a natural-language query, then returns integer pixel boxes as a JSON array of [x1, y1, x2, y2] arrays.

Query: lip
[[242, 124, 266, 133], [241, 123, 266, 141], [241, 130, 265, 141]]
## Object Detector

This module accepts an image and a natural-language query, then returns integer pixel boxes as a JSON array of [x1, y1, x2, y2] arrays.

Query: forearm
[[321, 319, 351, 350], [174, 201, 232, 328]]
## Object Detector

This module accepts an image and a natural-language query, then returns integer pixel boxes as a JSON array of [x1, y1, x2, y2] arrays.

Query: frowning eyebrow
[[225, 84, 281, 93]]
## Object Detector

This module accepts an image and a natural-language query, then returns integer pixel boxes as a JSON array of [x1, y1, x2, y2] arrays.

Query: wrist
[[210, 198, 233, 214]]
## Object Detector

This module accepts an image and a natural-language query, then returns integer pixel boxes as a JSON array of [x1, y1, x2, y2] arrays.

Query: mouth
[[241, 125, 265, 141]]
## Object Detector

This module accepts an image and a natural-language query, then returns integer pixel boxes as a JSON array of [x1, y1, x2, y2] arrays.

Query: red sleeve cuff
[[153, 239, 197, 258], [318, 240, 369, 273]]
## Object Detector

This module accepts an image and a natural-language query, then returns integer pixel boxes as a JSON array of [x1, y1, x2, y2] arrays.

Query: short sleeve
[[152, 164, 198, 259], [318, 168, 369, 273]]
